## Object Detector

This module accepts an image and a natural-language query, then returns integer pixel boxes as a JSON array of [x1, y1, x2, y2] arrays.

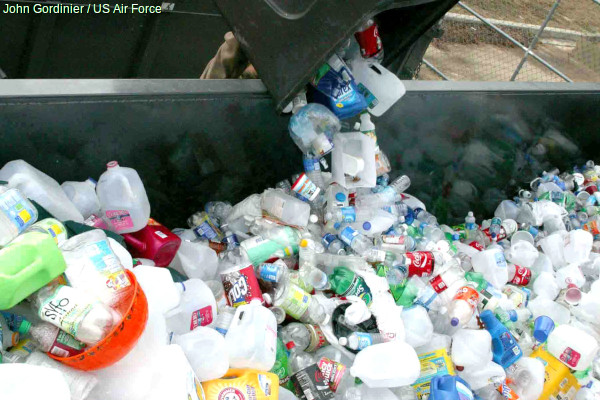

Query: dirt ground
[[417, 0, 600, 82]]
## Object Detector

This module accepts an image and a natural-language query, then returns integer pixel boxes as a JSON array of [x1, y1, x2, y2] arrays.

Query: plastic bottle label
[[85, 239, 131, 292], [339, 226, 359, 246], [50, 330, 86, 358], [559, 347, 581, 368], [38, 286, 96, 339], [353, 332, 374, 350], [291, 363, 334, 400], [429, 274, 448, 294], [510, 266, 532, 286], [192, 214, 221, 240], [339, 207, 356, 222], [469, 241, 484, 251], [0, 189, 36, 232], [190, 305, 213, 330], [279, 284, 311, 320], [317, 357, 347, 392], [453, 286, 479, 311], [105, 209, 134, 231], [405, 251, 434, 277], [355, 23, 383, 59], [305, 324, 328, 352], [495, 251, 507, 269], [356, 83, 379, 109], [292, 174, 320, 201], [321, 233, 337, 249], [338, 274, 373, 305], [259, 263, 281, 283], [221, 264, 263, 308]]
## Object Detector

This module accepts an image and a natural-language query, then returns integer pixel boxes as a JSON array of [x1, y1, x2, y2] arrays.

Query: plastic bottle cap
[[334, 222, 341, 230], [309, 214, 319, 224], [450, 317, 459, 327], [338, 337, 348, 346], [508, 310, 518, 322], [106, 161, 119, 168], [299, 239, 309, 248], [262, 293, 273, 305], [335, 193, 346, 202], [19, 319, 32, 335], [11, 332, 19, 346], [362, 222, 372, 231], [325, 212, 333, 221], [86, 177, 98, 186], [286, 341, 296, 350]]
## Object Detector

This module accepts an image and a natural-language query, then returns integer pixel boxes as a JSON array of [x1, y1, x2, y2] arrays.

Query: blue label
[[322, 233, 337, 248], [0, 189, 36, 232], [340, 207, 356, 222], [495, 252, 507, 269], [259, 263, 280, 283], [354, 332, 373, 349], [339, 226, 359, 246], [193, 221, 218, 240]]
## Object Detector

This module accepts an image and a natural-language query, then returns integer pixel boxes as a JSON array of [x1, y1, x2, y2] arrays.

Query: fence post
[[510, 0, 562, 81]]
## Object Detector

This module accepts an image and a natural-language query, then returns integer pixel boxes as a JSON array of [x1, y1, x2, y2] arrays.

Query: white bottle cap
[[338, 337, 348, 346]]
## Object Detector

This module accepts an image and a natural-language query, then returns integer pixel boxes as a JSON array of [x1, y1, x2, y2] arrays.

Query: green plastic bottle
[[270, 337, 295, 391], [329, 267, 372, 305], [0, 231, 67, 310]]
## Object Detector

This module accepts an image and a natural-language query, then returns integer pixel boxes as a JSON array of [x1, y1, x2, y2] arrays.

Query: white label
[[155, 231, 168, 239], [38, 286, 94, 338]]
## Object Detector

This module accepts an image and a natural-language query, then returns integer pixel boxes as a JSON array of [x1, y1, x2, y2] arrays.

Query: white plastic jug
[[0, 363, 71, 400], [471, 247, 508, 289], [350, 341, 420, 388], [61, 178, 101, 219], [146, 345, 206, 400], [458, 360, 506, 391], [331, 132, 377, 189], [165, 279, 217, 335], [451, 329, 493, 369], [348, 59, 406, 117], [96, 161, 150, 234], [225, 298, 277, 371], [172, 326, 229, 382], [261, 189, 310, 228], [170, 232, 219, 281], [547, 324, 599, 371], [401, 305, 433, 348], [0, 159, 83, 222]]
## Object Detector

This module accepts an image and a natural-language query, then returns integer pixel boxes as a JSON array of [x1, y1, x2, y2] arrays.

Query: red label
[[430, 274, 448, 294], [221, 264, 264, 307], [354, 23, 383, 59], [510, 266, 532, 286], [49, 330, 86, 358], [317, 357, 347, 392], [191, 305, 213, 329], [560, 347, 581, 368], [218, 388, 246, 400], [405, 251, 434, 277], [483, 228, 507, 242], [469, 241, 484, 251], [306, 324, 329, 352]]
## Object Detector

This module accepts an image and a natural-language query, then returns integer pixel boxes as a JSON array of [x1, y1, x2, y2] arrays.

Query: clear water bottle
[[321, 233, 346, 255], [338, 226, 373, 256], [338, 332, 384, 351], [355, 175, 411, 208]]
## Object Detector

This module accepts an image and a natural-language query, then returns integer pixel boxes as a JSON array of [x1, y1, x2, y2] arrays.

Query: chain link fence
[[416, 0, 600, 82]]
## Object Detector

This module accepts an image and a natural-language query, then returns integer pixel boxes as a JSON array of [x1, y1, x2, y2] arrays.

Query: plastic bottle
[[338, 332, 383, 351], [172, 326, 229, 381], [60, 229, 133, 307], [0, 231, 67, 310], [165, 279, 217, 334], [274, 281, 328, 325], [33, 283, 118, 345], [225, 299, 277, 371], [213, 306, 236, 336], [287, 341, 335, 400], [204, 201, 233, 225], [220, 252, 264, 307], [480, 310, 522, 369], [429, 375, 474, 400], [321, 233, 346, 255], [187, 210, 224, 241], [288, 103, 339, 157], [96, 161, 151, 234], [0, 159, 83, 222], [354, 19, 384, 62], [355, 175, 411, 208], [0, 314, 19, 350], [0, 185, 38, 246], [26, 218, 67, 245], [338, 226, 374, 257], [329, 266, 373, 306], [271, 337, 294, 391], [170, 232, 219, 281], [470, 247, 508, 289], [448, 284, 479, 327], [122, 218, 182, 267], [261, 189, 311, 228], [359, 113, 391, 175], [29, 321, 87, 357], [61, 178, 101, 219], [547, 324, 599, 371], [507, 263, 532, 286], [280, 322, 329, 353]]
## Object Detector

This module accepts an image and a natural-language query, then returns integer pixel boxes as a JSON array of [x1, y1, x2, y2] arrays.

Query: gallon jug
[[547, 324, 599, 371], [165, 279, 217, 335], [147, 344, 206, 400], [172, 326, 229, 382], [225, 299, 277, 371], [0, 185, 38, 246], [61, 178, 101, 219], [0, 160, 83, 222], [429, 375, 474, 400], [96, 161, 150, 234], [123, 218, 181, 267], [170, 231, 219, 281], [0, 232, 66, 310], [202, 369, 279, 400]]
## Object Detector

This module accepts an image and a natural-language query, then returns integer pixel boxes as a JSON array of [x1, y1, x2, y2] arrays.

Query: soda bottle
[[287, 342, 334, 400], [354, 19, 384, 62], [329, 267, 373, 306], [448, 284, 479, 327], [280, 322, 329, 353], [273, 281, 328, 325], [270, 337, 295, 391]]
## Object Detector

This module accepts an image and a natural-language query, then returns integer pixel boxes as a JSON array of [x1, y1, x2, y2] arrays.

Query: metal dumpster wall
[[0, 80, 598, 226]]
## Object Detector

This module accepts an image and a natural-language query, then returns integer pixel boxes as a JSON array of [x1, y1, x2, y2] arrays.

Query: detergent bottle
[[202, 369, 279, 400], [480, 309, 522, 369]]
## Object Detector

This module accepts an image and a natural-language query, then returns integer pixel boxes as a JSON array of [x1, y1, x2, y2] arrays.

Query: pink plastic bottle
[[122, 218, 182, 267]]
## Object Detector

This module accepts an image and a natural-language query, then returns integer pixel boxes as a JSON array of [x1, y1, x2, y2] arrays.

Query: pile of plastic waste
[[1, 19, 600, 400]]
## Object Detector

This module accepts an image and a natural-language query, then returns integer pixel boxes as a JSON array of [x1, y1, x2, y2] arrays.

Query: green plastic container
[[0, 231, 67, 310], [328, 266, 373, 305]]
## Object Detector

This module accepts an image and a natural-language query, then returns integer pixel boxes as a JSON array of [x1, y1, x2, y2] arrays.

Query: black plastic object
[[214, 0, 458, 112], [332, 303, 379, 353]]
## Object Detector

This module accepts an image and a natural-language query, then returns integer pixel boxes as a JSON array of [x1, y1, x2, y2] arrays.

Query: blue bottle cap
[[508, 310, 518, 322], [363, 222, 372, 231], [450, 317, 459, 327], [335, 193, 346, 202], [334, 222, 341, 230]]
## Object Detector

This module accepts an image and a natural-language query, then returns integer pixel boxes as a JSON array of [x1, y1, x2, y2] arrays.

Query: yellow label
[[202, 369, 279, 400], [18, 209, 31, 223], [531, 348, 580, 400], [412, 348, 455, 399]]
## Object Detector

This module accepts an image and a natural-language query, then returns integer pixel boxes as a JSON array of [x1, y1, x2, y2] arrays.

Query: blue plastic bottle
[[429, 375, 474, 400], [480, 309, 522, 368]]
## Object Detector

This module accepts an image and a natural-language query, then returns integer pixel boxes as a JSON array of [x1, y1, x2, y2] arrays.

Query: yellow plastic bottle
[[531, 347, 580, 400], [201, 369, 279, 400]]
